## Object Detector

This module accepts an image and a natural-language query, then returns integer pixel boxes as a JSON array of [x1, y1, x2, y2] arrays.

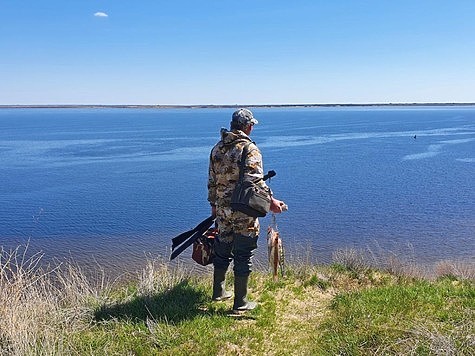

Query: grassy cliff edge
[[1, 246, 474, 355]]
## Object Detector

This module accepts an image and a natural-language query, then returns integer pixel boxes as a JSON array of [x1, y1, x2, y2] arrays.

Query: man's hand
[[270, 197, 288, 214]]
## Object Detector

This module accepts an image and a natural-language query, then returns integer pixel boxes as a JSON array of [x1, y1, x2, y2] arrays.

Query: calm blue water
[[0, 107, 474, 273]]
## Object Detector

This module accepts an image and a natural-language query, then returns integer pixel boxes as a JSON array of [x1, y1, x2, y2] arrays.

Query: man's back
[[208, 128, 264, 208]]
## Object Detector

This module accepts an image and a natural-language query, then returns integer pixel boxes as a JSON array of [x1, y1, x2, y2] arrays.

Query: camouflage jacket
[[208, 128, 271, 239]]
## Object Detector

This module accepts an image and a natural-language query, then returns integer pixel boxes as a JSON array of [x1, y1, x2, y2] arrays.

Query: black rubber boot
[[212, 268, 232, 301], [232, 275, 257, 312]]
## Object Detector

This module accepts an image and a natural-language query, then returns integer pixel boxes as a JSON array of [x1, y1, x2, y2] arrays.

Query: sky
[[1, 1, 475, 105]]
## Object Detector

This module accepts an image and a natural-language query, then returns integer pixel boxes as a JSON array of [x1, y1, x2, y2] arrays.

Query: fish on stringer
[[267, 210, 286, 281]]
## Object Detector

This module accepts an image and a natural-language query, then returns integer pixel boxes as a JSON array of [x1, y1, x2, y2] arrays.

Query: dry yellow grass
[[0, 245, 106, 355]]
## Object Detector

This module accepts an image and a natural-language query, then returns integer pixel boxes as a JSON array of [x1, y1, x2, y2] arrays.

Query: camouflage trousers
[[212, 232, 258, 277]]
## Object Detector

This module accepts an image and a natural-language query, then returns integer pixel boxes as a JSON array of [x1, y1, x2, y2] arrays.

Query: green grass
[[313, 277, 474, 355], [64, 269, 474, 355]]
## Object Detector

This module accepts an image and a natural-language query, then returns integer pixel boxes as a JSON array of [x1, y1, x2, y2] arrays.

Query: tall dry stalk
[[0, 244, 108, 355], [138, 257, 191, 296], [435, 260, 475, 281], [332, 247, 372, 273]]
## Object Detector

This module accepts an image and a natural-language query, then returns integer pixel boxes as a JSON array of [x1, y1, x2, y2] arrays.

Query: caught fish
[[267, 226, 284, 281]]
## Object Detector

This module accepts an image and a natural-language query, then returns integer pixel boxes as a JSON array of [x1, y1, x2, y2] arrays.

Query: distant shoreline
[[1, 103, 475, 109]]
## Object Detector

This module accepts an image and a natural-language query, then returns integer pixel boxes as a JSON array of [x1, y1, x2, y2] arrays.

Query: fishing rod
[[171, 215, 215, 250], [170, 216, 215, 261]]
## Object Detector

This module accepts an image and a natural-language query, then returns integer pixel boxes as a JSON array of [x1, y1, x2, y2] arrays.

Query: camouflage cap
[[231, 108, 259, 126]]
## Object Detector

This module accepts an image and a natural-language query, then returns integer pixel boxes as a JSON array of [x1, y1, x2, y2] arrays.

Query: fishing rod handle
[[263, 170, 276, 181]]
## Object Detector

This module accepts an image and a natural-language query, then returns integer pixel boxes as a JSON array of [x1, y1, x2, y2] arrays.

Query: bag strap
[[238, 142, 253, 183], [238, 141, 276, 184]]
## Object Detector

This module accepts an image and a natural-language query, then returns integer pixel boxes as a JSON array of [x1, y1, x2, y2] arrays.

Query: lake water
[[0, 106, 474, 275]]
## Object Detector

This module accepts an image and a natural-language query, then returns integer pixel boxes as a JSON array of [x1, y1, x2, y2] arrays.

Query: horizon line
[[1, 102, 475, 109]]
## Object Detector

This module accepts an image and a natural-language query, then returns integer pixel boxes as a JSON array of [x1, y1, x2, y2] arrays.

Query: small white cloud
[[94, 12, 108, 18]]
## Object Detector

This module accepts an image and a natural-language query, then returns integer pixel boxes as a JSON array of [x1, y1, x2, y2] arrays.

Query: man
[[208, 108, 286, 312]]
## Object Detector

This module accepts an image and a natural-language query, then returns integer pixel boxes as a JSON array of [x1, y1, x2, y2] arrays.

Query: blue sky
[[1, 1, 474, 105]]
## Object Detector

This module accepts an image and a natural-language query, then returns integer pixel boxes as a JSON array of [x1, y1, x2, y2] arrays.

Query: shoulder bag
[[230, 143, 272, 218]]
